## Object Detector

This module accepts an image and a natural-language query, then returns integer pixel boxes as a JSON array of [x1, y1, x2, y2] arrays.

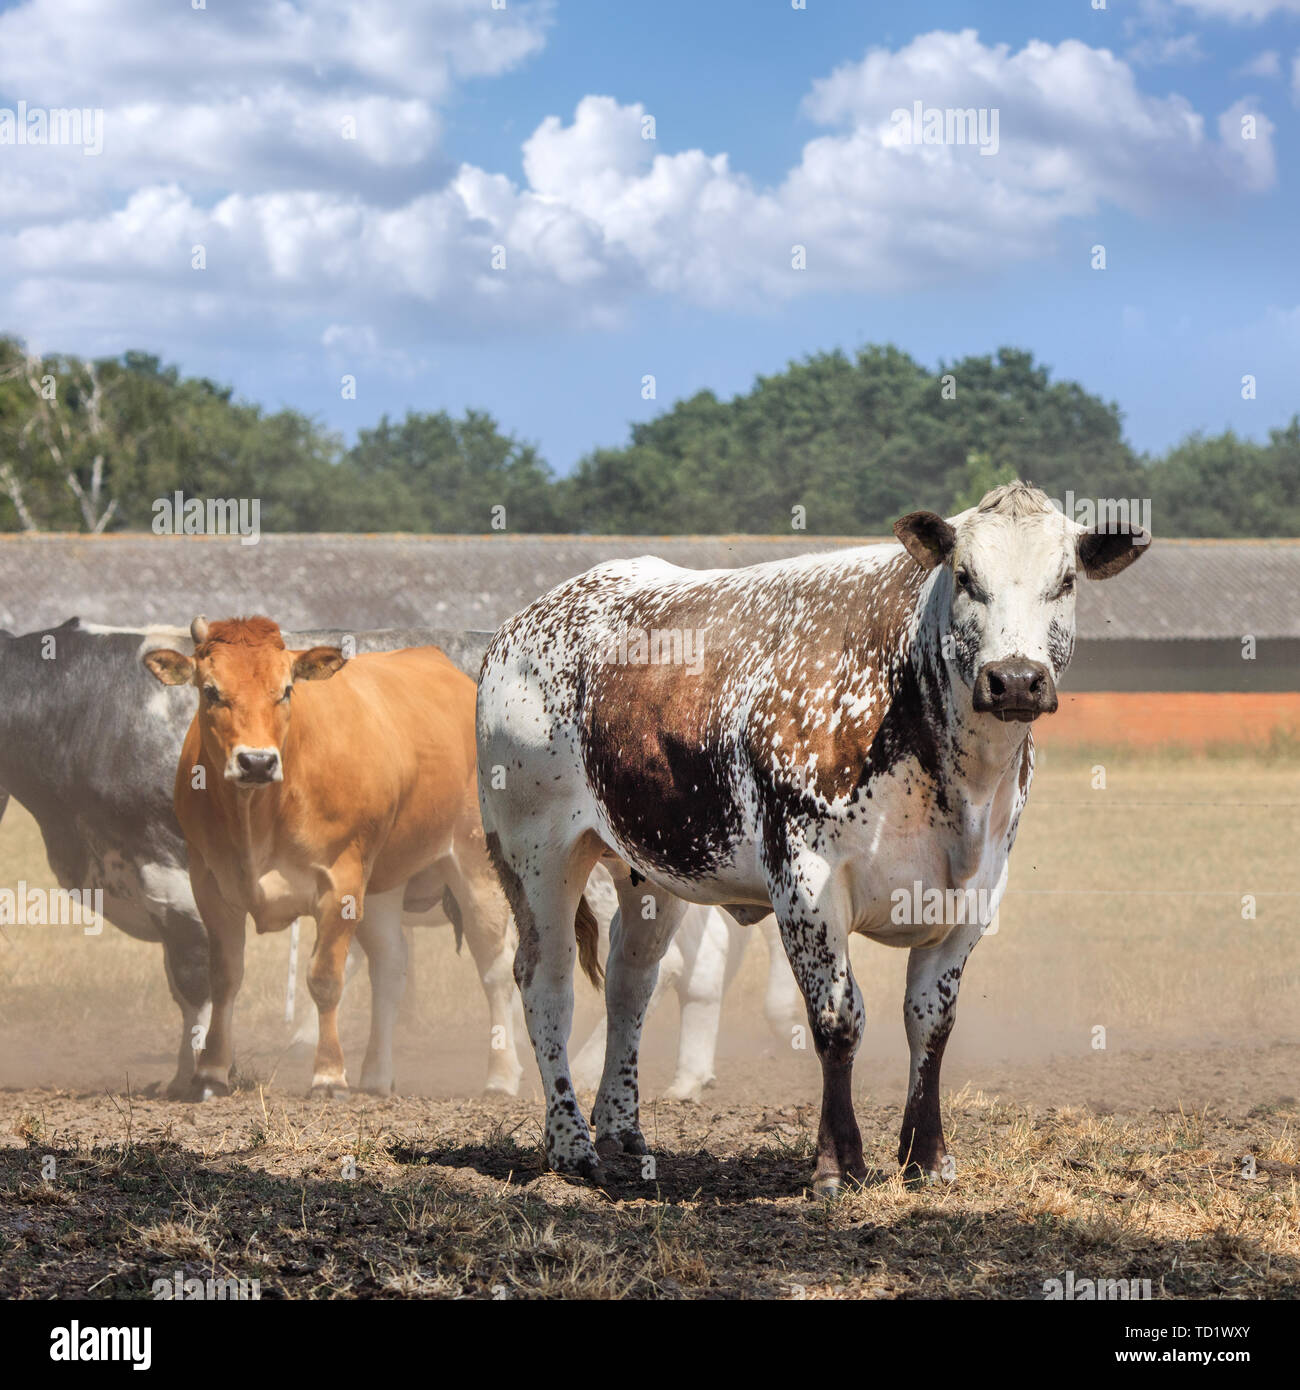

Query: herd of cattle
[[1, 482, 1148, 1195]]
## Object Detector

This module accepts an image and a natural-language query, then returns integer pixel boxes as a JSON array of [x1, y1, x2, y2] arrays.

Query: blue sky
[[0, 0, 1296, 470]]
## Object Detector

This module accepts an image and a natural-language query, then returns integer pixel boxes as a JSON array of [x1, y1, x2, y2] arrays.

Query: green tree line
[[2, 336, 1295, 536]]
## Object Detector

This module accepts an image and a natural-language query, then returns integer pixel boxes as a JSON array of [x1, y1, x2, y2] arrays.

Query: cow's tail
[[575, 894, 603, 989], [440, 886, 464, 954]]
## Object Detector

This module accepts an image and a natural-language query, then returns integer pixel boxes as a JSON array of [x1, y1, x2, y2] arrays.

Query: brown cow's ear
[[1077, 525, 1151, 580], [894, 511, 956, 571], [292, 646, 346, 682], [144, 649, 195, 686]]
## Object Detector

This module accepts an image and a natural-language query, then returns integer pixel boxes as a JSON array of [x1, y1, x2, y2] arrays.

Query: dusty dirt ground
[[3, 1045, 1298, 1299], [2, 751, 1298, 1299]]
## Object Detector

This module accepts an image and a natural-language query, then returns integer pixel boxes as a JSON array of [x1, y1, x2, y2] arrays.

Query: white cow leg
[[569, 1010, 607, 1094], [662, 907, 729, 1102], [899, 916, 986, 1180], [443, 831, 528, 1096], [569, 866, 624, 1093], [759, 915, 804, 1046], [592, 881, 687, 1157], [477, 934, 525, 1096], [354, 885, 407, 1095], [577, 921, 683, 1097], [460, 893, 525, 1097], [492, 829, 604, 1179]]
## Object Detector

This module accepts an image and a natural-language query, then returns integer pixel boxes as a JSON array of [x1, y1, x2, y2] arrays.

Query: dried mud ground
[[2, 753, 1299, 1299]]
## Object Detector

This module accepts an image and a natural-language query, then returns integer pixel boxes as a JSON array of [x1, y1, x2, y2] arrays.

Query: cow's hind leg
[[593, 879, 687, 1155], [488, 828, 604, 1179], [899, 917, 984, 1181], [355, 884, 407, 1095], [189, 865, 247, 1101], [159, 909, 212, 1099], [446, 892, 525, 1097], [443, 825, 526, 1097]]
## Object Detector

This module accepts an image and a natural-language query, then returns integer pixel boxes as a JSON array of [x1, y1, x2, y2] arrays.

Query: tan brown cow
[[144, 614, 520, 1099]]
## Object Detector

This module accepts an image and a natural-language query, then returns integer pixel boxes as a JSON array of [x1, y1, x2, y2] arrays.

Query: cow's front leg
[[593, 881, 687, 1158], [188, 864, 246, 1100], [661, 910, 727, 1103], [759, 915, 804, 1047], [899, 916, 986, 1181], [308, 862, 364, 1097], [770, 847, 865, 1198]]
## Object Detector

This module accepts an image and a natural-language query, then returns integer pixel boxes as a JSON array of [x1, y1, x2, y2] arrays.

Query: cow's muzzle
[[972, 659, 1057, 723], [229, 747, 282, 785]]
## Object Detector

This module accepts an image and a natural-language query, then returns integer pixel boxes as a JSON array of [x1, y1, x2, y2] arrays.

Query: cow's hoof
[[357, 1068, 394, 1096], [812, 1168, 869, 1200], [596, 1130, 648, 1159], [189, 1077, 230, 1102], [560, 1157, 608, 1185], [165, 1077, 195, 1101], [660, 1079, 706, 1104], [482, 1080, 521, 1099], [901, 1162, 945, 1187], [310, 1079, 349, 1100], [549, 1147, 608, 1185]]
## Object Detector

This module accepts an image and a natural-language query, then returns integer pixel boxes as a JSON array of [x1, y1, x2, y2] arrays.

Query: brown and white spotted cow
[[477, 483, 1149, 1193], [145, 616, 519, 1100]]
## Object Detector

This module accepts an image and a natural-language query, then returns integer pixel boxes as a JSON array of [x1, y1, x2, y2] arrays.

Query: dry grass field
[[1, 746, 1298, 1299]]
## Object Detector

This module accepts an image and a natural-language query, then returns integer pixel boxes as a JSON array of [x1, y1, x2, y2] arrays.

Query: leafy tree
[[332, 409, 561, 532], [952, 451, 1020, 511], [1146, 420, 1300, 537], [561, 345, 1148, 534], [0, 332, 1294, 536]]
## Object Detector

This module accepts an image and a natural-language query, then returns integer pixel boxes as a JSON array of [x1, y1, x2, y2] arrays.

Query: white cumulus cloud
[[0, 21, 1278, 361]]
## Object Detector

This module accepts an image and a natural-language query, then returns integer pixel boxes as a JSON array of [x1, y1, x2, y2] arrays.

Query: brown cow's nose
[[972, 659, 1058, 722], [236, 749, 280, 781]]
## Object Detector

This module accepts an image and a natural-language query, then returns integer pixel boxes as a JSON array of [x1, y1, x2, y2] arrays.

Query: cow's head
[[144, 616, 345, 787], [894, 482, 1150, 723]]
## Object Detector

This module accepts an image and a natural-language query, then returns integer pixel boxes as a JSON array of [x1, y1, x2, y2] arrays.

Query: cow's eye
[[1054, 574, 1076, 599], [955, 568, 972, 591], [279, 687, 292, 704], [202, 685, 221, 705]]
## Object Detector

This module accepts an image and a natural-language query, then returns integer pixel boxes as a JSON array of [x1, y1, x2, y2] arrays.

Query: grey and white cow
[[0, 618, 515, 1096], [477, 483, 1149, 1193]]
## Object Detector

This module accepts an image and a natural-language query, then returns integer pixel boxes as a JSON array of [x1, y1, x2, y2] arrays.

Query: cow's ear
[[1077, 525, 1151, 580], [894, 511, 956, 571], [144, 649, 195, 686], [292, 646, 346, 682]]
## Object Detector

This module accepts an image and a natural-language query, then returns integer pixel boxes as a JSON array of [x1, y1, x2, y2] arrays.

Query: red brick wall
[[1036, 692, 1300, 751]]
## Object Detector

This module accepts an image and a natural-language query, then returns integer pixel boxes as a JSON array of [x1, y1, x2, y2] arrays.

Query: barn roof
[[0, 534, 1295, 642], [1075, 539, 1300, 641]]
